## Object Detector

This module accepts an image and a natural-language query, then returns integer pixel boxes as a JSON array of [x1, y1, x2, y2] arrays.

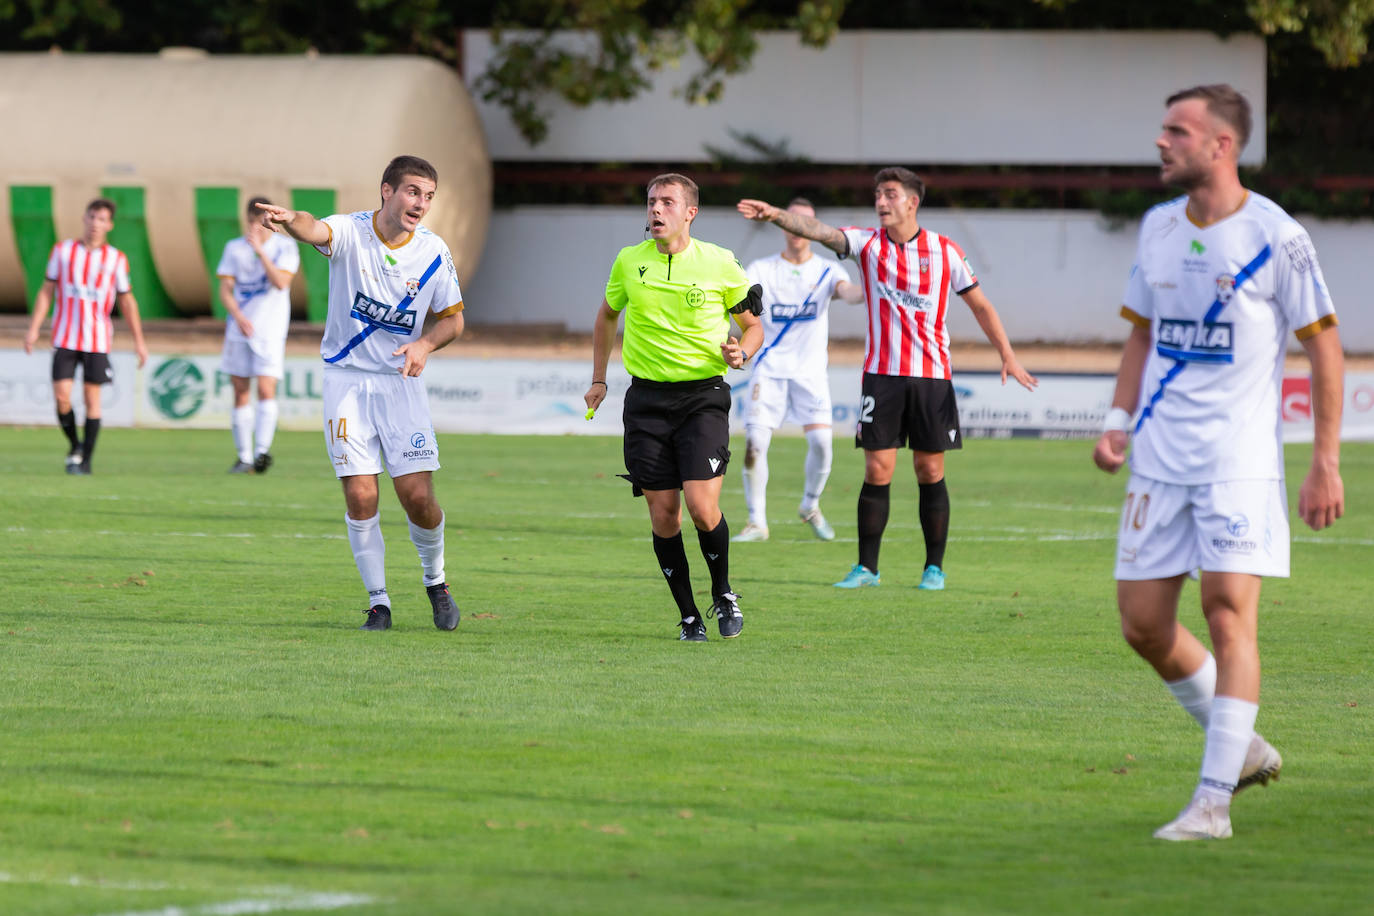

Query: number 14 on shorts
[[328, 417, 350, 468]]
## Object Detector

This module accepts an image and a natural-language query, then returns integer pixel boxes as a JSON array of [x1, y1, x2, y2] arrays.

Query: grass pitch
[[2, 427, 1371, 915]]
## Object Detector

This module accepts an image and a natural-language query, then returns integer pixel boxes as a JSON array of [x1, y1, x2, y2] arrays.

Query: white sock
[[253, 398, 279, 457], [1198, 694, 1259, 797], [801, 427, 833, 513], [232, 405, 253, 463], [741, 426, 772, 526], [1166, 652, 1216, 729], [345, 513, 389, 610], [408, 512, 446, 587]]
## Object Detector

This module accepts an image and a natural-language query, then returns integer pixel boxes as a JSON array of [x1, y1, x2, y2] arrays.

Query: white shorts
[[221, 334, 286, 380], [1114, 475, 1290, 580], [744, 373, 833, 429], [321, 368, 439, 479]]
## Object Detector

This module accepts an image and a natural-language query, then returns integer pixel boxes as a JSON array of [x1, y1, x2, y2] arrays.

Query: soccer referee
[[585, 173, 764, 641]]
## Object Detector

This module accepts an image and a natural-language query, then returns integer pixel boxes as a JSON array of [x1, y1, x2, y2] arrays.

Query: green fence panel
[[195, 187, 241, 319], [10, 185, 58, 308], [291, 188, 336, 323], [101, 186, 179, 318]]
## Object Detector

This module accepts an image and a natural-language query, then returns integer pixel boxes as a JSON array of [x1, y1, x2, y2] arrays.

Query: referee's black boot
[[708, 592, 743, 639], [359, 605, 392, 631], [427, 583, 461, 631], [678, 614, 708, 642]]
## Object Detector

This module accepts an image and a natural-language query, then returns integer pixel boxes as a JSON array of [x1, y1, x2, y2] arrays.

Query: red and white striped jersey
[[44, 240, 132, 354], [841, 226, 978, 378]]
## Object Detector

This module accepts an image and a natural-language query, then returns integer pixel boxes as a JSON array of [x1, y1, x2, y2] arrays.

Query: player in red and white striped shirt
[[738, 168, 1037, 590], [23, 198, 148, 474]]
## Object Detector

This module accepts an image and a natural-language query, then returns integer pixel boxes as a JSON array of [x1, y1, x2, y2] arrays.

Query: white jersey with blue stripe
[[1121, 192, 1338, 484], [217, 234, 299, 346], [316, 211, 463, 373], [745, 252, 849, 380]]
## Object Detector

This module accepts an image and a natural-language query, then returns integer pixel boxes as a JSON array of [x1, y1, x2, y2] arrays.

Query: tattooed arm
[[736, 199, 848, 257]]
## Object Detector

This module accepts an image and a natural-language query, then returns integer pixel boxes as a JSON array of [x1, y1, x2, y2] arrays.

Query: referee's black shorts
[[855, 373, 962, 453], [52, 348, 114, 385], [622, 376, 731, 493]]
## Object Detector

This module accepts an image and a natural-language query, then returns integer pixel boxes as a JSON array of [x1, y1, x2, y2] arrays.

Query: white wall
[[464, 205, 1374, 350], [463, 30, 1266, 165]]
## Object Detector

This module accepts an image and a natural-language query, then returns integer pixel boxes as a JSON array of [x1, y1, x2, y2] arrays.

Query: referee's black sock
[[696, 515, 731, 599], [82, 417, 101, 467], [857, 482, 890, 573], [57, 409, 80, 451], [652, 532, 699, 620], [918, 478, 950, 570]]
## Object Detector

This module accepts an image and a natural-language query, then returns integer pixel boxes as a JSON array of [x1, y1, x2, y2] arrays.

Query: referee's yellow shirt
[[605, 239, 751, 382]]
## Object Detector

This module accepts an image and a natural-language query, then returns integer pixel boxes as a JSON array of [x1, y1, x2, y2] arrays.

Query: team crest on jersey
[[918, 256, 930, 273], [1214, 273, 1235, 304], [350, 291, 416, 332], [406, 278, 421, 299], [1156, 318, 1234, 363], [684, 286, 706, 308]]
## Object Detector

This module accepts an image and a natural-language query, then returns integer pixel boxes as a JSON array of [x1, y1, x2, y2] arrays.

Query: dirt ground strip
[[3, 314, 1367, 373]]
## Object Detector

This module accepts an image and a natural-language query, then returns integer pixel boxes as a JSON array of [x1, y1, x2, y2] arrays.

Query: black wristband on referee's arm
[[729, 284, 764, 316]]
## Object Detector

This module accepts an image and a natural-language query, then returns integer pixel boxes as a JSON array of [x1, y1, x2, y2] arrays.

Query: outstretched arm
[[960, 285, 1037, 391], [1092, 321, 1151, 474], [835, 279, 864, 304], [1298, 326, 1344, 530], [255, 202, 330, 248], [737, 199, 847, 257]]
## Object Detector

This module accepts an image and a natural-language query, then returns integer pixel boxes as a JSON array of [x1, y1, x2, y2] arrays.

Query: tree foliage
[[476, 0, 1374, 145], [477, 1, 843, 145]]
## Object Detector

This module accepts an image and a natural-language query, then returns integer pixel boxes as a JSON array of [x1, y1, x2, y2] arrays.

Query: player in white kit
[[258, 155, 466, 632], [732, 198, 862, 543], [1093, 85, 1345, 841], [218, 195, 300, 474]]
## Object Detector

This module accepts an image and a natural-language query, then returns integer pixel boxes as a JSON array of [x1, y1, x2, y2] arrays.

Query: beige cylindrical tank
[[0, 50, 491, 311]]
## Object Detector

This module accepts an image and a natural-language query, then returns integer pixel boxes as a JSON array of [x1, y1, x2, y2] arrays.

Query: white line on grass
[[5, 526, 345, 541], [0, 872, 176, 891], [0, 874, 375, 914], [963, 499, 1121, 514], [89, 891, 375, 916], [35, 492, 322, 511]]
